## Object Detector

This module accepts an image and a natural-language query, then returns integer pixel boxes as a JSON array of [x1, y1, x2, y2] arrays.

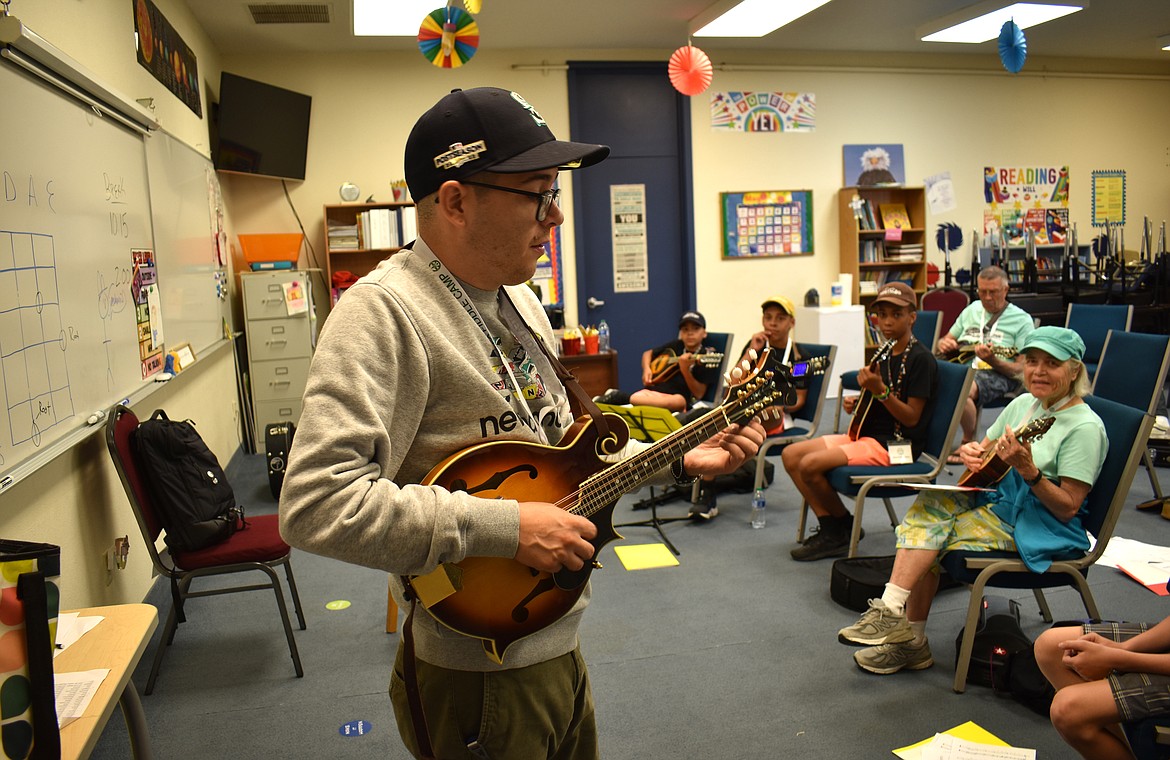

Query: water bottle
[[751, 488, 766, 529], [597, 319, 610, 353]]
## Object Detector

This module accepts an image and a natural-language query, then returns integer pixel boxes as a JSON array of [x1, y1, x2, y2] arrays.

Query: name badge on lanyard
[[887, 439, 913, 465]]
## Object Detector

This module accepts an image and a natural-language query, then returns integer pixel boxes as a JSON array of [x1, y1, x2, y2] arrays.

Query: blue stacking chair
[[1064, 303, 1133, 382], [802, 361, 974, 557], [834, 310, 942, 433], [942, 395, 1153, 692]]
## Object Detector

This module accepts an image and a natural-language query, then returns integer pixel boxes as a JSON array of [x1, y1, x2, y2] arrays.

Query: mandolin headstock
[[720, 347, 796, 422]]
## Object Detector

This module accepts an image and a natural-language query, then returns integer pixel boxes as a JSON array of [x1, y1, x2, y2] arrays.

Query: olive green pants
[[389, 642, 598, 760]]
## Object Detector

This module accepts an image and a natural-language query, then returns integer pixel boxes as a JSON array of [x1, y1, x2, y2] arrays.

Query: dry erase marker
[[0, 476, 13, 490]]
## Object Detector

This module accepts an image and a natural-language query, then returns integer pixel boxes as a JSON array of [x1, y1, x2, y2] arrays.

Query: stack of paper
[[894, 721, 1035, 760], [1098, 536, 1170, 595]]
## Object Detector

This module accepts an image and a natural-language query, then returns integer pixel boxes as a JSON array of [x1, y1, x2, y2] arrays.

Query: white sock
[[880, 583, 911, 615], [909, 621, 927, 646]]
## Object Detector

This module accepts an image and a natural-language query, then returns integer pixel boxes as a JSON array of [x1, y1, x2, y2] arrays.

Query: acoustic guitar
[[846, 338, 897, 442], [955, 416, 1056, 488], [647, 349, 724, 385], [935, 344, 1019, 364], [407, 350, 792, 664]]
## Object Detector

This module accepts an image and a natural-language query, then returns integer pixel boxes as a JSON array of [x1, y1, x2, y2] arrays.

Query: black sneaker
[[593, 388, 629, 405], [790, 518, 863, 562]]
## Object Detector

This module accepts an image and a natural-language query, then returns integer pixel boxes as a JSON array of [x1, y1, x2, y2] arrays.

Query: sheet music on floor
[[920, 733, 1036, 760], [55, 669, 110, 729]]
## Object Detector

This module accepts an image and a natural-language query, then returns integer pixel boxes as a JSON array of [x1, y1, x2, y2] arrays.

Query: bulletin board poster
[[721, 191, 813, 259], [981, 165, 1069, 246], [709, 92, 816, 132], [532, 226, 563, 305], [1091, 170, 1126, 227]]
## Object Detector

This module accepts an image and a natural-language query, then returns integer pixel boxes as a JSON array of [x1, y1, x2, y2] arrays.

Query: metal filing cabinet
[[241, 270, 313, 430]]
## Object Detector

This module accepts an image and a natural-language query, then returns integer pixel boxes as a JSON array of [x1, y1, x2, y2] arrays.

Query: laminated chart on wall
[[709, 92, 816, 132]]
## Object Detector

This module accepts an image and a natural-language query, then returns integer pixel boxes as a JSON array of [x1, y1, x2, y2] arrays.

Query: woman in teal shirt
[[835, 326, 1107, 676]]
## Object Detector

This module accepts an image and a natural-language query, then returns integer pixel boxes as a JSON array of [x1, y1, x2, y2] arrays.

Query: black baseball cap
[[404, 87, 610, 200], [679, 311, 706, 328]]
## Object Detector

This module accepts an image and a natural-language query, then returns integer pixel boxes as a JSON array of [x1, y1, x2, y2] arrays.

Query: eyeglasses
[[460, 181, 561, 222]]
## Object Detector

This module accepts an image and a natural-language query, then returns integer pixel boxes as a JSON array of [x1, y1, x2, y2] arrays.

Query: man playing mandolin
[[936, 266, 1035, 461], [838, 326, 1106, 676], [279, 87, 764, 760]]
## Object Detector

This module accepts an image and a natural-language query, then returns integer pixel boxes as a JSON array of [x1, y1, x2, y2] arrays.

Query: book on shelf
[[401, 206, 418, 243], [879, 203, 912, 231]]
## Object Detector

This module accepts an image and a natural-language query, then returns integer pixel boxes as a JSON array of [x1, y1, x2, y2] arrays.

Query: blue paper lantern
[[998, 20, 1027, 73]]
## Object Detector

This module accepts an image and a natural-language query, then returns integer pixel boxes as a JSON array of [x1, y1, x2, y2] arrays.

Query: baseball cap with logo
[[869, 282, 918, 310], [404, 87, 610, 201], [679, 311, 706, 328], [761, 295, 796, 316]]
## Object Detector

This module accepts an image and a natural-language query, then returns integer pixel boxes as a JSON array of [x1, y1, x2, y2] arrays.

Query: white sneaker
[[837, 599, 914, 646]]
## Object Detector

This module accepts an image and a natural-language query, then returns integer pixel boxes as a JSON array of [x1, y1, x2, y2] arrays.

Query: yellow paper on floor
[[893, 721, 1009, 759], [614, 543, 679, 570]]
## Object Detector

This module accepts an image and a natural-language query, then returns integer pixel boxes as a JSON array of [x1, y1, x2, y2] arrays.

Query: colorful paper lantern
[[998, 19, 1027, 73], [418, 7, 479, 69], [668, 45, 713, 96]]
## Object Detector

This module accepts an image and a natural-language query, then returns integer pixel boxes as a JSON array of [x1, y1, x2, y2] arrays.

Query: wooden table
[[55, 604, 158, 760], [560, 350, 619, 400]]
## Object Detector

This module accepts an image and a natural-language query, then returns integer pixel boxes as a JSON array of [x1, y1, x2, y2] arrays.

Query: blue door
[[567, 63, 695, 390]]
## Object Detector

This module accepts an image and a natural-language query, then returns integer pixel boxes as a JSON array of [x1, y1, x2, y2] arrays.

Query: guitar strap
[[499, 290, 614, 446]]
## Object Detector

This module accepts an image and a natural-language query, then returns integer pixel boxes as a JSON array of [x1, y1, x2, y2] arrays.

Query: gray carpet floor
[[88, 408, 1170, 759]]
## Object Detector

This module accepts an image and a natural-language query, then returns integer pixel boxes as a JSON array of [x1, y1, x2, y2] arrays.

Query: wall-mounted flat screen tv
[[213, 72, 311, 181]]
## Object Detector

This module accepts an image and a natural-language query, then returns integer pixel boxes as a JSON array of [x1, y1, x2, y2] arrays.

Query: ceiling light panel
[[691, 0, 832, 38], [920, 2, 1085, 44], [353, 0, 439, 37]]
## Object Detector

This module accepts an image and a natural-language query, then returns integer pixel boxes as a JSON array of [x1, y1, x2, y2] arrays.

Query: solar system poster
[[133, 0, 202, 117]]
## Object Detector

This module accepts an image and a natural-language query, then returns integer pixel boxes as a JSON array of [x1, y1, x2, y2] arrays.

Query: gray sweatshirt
[[279, 239, 586, 671]]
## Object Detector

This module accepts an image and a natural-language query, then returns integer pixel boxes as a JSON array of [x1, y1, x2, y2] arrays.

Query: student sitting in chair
[[1035, 616, 1170, 759], [594, 311, 721, 414], [738, 294, 809, 435], [783, 282, 938, 561], [837, 327, 1106, 677]]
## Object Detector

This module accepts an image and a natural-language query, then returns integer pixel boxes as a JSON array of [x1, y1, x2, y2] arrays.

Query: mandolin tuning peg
[[748, 348, 759, 361]]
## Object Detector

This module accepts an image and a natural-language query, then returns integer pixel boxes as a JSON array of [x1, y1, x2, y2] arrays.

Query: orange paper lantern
[[668, 45, 713, 96]]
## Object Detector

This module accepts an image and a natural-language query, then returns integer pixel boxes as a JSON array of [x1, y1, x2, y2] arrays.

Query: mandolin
[[406, 350, 791, 664], [647, 349, 724, 385], [935, 344, 1019, 364], [955, 416, 1056, 488]]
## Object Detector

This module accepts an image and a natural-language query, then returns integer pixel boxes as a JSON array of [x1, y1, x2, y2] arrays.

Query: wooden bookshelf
[[838, 186, 928, 358], [323, 202, 415, 304]]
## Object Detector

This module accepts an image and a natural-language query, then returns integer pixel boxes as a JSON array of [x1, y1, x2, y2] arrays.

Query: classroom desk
[[55, 604, 158, 760]]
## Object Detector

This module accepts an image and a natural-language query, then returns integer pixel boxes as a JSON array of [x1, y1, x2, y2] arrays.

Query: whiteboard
[[0, 58, 229, 488]]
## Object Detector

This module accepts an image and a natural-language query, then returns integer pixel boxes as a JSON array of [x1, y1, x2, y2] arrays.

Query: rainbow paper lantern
[[668, 45, 713, 96], [418, 7, 479, 69]]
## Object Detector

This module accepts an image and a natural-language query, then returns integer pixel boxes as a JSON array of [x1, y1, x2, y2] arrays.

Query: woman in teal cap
[[835, 326, 1107, 676]]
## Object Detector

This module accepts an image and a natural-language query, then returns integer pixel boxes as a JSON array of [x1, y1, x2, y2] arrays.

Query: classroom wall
[[219, 47, 1170, 351], [1, 0, 236, 609]]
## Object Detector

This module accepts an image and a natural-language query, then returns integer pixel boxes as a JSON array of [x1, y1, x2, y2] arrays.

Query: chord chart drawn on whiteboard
[[0, 230, 76, 449]]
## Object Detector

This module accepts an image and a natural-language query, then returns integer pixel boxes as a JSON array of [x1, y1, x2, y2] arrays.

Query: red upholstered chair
[[920, 287, 970, 338], [105, 404, 305, 694]]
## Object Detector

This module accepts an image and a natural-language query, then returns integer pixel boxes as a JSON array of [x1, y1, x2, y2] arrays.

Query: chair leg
[[260, 563, 304, 679], [833, 394, 844, 434], [282, 557, 307, 630], [1032, 588, 1054, 623], [1145, 450, 1164, 500], [797, 499, 810, 543], [386, 579, 399, 634], [145, 599, 180, 695], [953, 571, 995, 693], [883, 497, 898, 531]]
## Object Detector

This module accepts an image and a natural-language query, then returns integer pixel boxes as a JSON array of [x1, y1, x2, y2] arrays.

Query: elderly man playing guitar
[[936, 266, 1035, 460], [838, 326, 1106, 677]]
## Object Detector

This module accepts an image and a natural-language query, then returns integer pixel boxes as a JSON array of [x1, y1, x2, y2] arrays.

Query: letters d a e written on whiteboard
[[0, 58, 229, 489]]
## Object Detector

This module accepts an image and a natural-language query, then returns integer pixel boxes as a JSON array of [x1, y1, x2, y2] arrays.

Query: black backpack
[[132, 410, 244, 552]]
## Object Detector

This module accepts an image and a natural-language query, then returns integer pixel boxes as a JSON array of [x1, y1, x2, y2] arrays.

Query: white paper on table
[[55, 669, 110, 729], [52, 614, 103, 658], [920, 734, 1036, 760]]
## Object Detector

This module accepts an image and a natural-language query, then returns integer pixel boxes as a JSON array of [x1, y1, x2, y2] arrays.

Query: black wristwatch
[[1024, 470, 1045, 487], [671, 457, 697, 486]]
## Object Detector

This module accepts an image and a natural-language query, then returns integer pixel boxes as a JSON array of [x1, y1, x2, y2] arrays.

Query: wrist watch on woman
[[1024, 469, 1044, 487]]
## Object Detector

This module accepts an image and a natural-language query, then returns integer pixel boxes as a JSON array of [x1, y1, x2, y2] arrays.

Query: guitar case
[[265, 421, 296, 499]]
